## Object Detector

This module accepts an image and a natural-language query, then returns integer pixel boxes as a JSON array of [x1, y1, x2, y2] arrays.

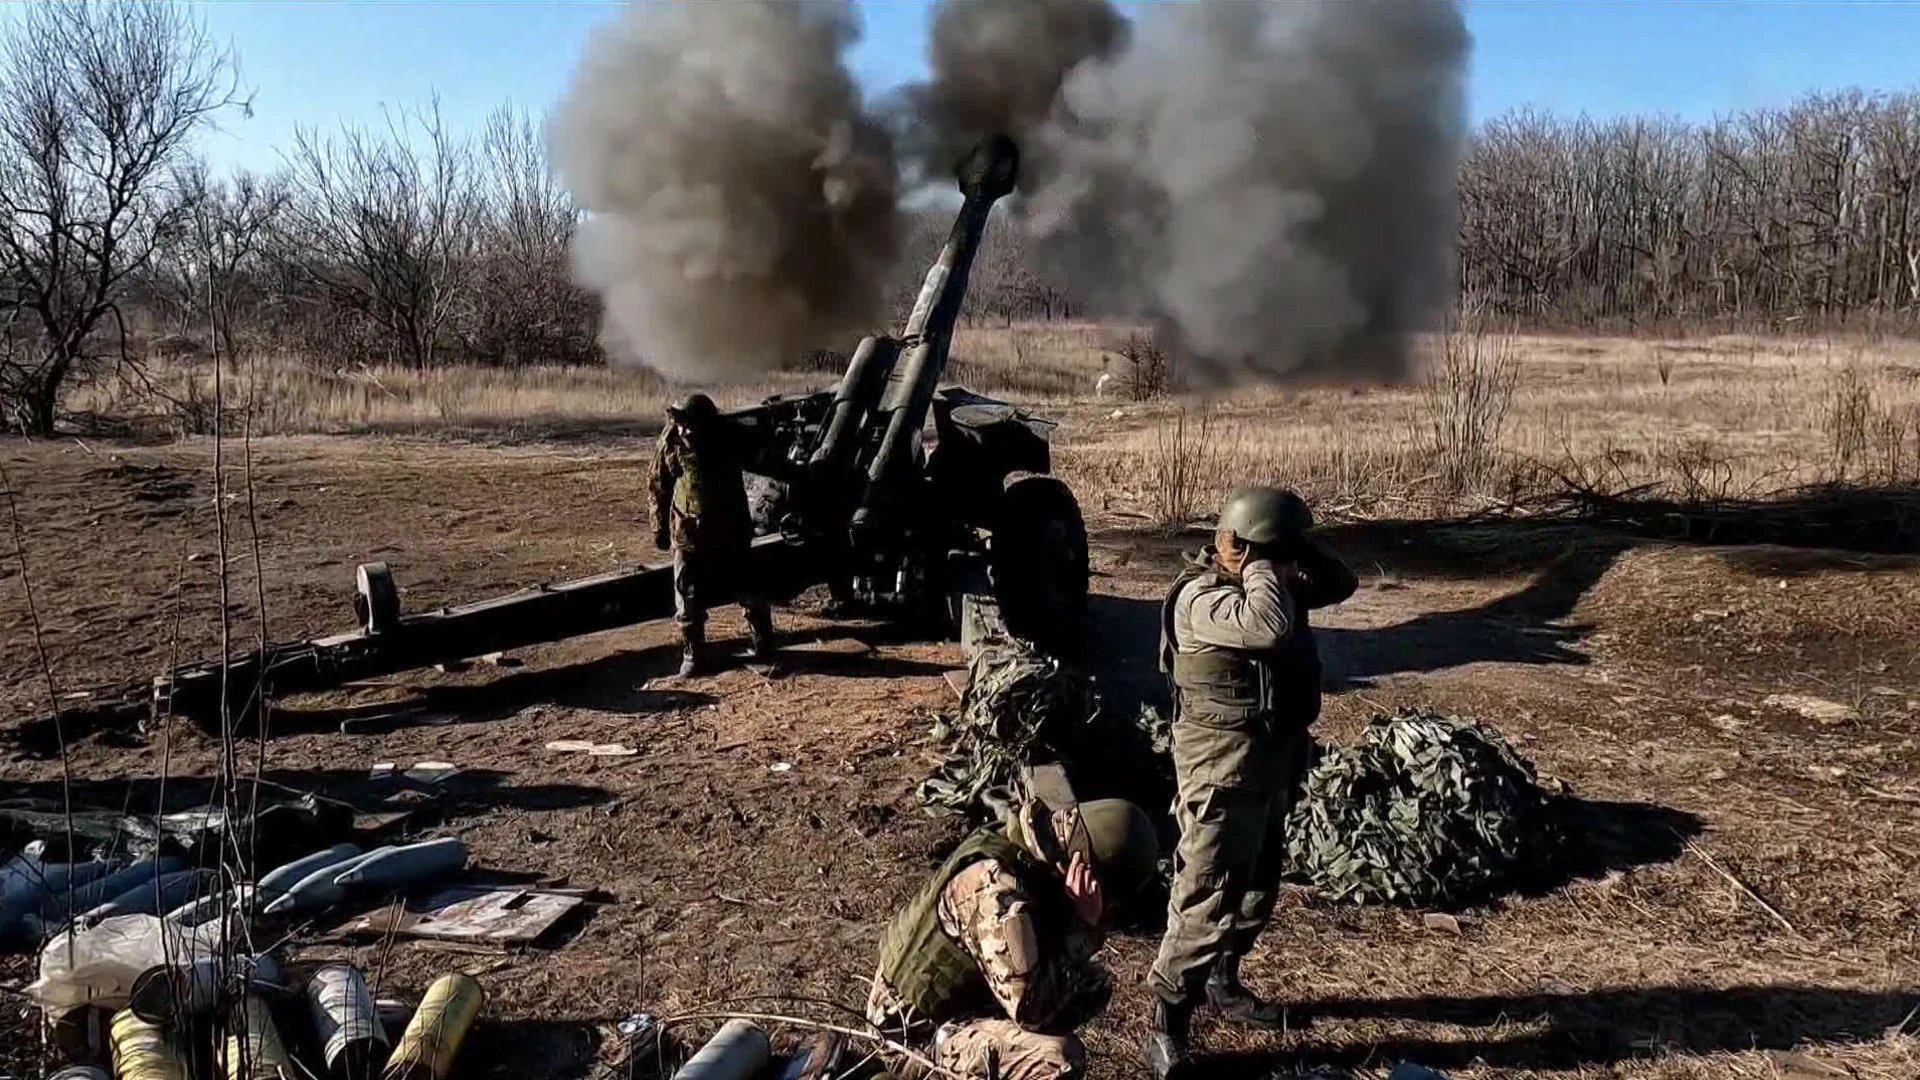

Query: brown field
[[4, 328, 1918, 1080]]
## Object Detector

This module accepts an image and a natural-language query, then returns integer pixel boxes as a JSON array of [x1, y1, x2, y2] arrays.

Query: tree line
[[5, 2, 1920, 433], [1459, 92, 1920, 329]]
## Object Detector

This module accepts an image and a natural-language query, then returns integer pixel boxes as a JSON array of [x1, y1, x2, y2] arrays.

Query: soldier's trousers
[[934, 1019, 1084, 1080], [1147, 717, 1311, 1004], [672, 545, 769, 632]]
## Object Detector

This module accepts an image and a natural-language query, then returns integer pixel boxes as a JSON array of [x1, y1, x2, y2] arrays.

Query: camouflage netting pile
[[917, 639, 1097, 814], [1284, 707, 1566, 908]]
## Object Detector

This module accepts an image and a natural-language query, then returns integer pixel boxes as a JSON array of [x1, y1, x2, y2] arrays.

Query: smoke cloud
[[895, 0, 1128, 179], [927, 0, 1472, 387], [547, 0, 901, 381]]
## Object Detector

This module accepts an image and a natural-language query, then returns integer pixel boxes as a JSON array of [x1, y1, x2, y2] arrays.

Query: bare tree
[[1458, 89, 1920, 331], [0, 1, 242, 433], [464, 102, 596, 365], [273, 98, 479, 369], [171, 164, 285, 365]]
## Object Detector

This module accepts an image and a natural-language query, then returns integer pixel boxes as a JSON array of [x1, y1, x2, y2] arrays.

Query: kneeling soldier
[[866, 797, 1160, 1080]]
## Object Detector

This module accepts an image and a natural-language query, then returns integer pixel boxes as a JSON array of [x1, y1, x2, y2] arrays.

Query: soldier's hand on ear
[[1065, 851, 1104, 926]]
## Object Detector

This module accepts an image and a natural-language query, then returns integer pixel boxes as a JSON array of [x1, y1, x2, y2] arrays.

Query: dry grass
[[64, 321, 1119, 437], [61, 325, 1920, 525], [68, 354, 824, 438], [1053, 331, 1920, 524]]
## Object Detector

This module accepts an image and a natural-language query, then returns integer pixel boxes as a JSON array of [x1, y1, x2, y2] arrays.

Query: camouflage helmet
[[667, 393, 718, 424], [1217, 485, 1313, 547], [1073, 798, 1160, 901]]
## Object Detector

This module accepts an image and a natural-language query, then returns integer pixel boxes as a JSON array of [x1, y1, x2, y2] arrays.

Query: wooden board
[[330, 885, 584, 946]]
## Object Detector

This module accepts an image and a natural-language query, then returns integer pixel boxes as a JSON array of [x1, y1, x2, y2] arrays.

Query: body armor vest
[[1159, 558, 1322, 729], [875, 828, 1067, 1024]]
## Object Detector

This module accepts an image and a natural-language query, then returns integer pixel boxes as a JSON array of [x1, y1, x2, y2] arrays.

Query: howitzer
[[18, 135, 1087, 740]]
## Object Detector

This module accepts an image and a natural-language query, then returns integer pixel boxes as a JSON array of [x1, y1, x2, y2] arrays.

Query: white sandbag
[[25, 912, 234, 1019]]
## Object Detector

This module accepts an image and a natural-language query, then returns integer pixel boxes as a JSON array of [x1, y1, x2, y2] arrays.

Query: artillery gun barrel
[[852, 134, 1021, 534]]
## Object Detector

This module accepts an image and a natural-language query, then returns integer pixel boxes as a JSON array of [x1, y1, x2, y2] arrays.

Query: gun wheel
[[354, 562, 400, 635], [990, 472, 1089, 651]]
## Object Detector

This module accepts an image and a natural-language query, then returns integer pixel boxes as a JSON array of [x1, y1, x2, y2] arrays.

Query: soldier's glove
[[653, 527, 670, 552]]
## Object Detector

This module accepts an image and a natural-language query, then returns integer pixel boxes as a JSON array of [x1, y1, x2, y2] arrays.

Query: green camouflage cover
[[1283, 706, 1565, 907], [918, 639, 1097, 815]]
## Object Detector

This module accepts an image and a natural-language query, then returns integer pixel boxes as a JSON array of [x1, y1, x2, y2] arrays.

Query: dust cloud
[[926, 0, 1472, 387], [893, 0, 1128, 180], [546, 0, 902, 382]]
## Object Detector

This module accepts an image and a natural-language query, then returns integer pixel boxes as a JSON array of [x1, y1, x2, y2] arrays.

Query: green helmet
[[1075, 798, 1160, 901], [1217, 485, 1313, 547], [667, 393, 718, 424]]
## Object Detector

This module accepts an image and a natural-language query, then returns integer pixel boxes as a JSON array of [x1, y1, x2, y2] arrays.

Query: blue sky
[[174, 0, 1920, 175]]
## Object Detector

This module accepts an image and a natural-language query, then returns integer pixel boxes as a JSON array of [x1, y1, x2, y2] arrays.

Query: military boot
[[746, 607, 776, 661], [678, 624, 707, 677], [1144, 996, 1193, 1080], [1206, 956, 1288, 1029]]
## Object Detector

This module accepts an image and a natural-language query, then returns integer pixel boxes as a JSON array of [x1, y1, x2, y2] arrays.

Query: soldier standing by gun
[[866, 796, 1160, 1080], [1144, 486, 1357, 1078], [649, 393, 776, 676]]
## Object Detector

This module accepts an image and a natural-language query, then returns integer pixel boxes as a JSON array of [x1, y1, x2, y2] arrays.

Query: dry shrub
[[1151, 403, 1239, 532], [1654, 346, 1677, 387], [785, 349, 848, 374], [1824, 365, 1920, 483], [1422, 315, 1520, 492], [1657, 438, 1742, 503], [1118, 332, 1172, 401], [1825, 366, 1875, 478]]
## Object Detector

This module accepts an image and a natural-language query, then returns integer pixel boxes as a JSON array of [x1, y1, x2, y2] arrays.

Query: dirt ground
[[3, 430, 1918, 1080]]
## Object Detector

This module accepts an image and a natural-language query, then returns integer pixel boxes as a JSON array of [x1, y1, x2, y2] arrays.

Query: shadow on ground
[[1088, 482, 1920, 700], [1538, 798, 1704, 893], [267, 645, 715, 734], [1197, 984, 1920, 1076], [468, 1020, 609, 1080]]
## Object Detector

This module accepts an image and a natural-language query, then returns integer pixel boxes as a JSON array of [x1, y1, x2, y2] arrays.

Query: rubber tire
[[354, 562, 400, 635], [989, 472, 1089, 650]]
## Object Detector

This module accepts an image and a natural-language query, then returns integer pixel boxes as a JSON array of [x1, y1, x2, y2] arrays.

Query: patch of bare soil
[[3, 435, 1917, 1080]]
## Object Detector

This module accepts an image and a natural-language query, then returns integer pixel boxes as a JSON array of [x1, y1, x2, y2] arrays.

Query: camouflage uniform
[[1148, 542, 1356, 1006], [647, 416, 771, 651], [866, 802, 1112, 1080]]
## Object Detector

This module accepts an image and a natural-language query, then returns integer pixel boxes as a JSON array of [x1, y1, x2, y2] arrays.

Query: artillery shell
[[307, 963, 389, 1077], [226, 993, 296, 1080], [13, 856, 120, 900], [2, 859, 124, 939], [84, 867, 218, 925], [262, 856, 361, 916], [0, 852, 42, 900], [110, 1008, 191, 1080], [254, 844, 362, 908], [38, 857, 187, 922], [166, 883, 253, 927], [381, 973, 485, 1080], [670, 1020, 770, 1080], [332, 838, 467, 890]]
